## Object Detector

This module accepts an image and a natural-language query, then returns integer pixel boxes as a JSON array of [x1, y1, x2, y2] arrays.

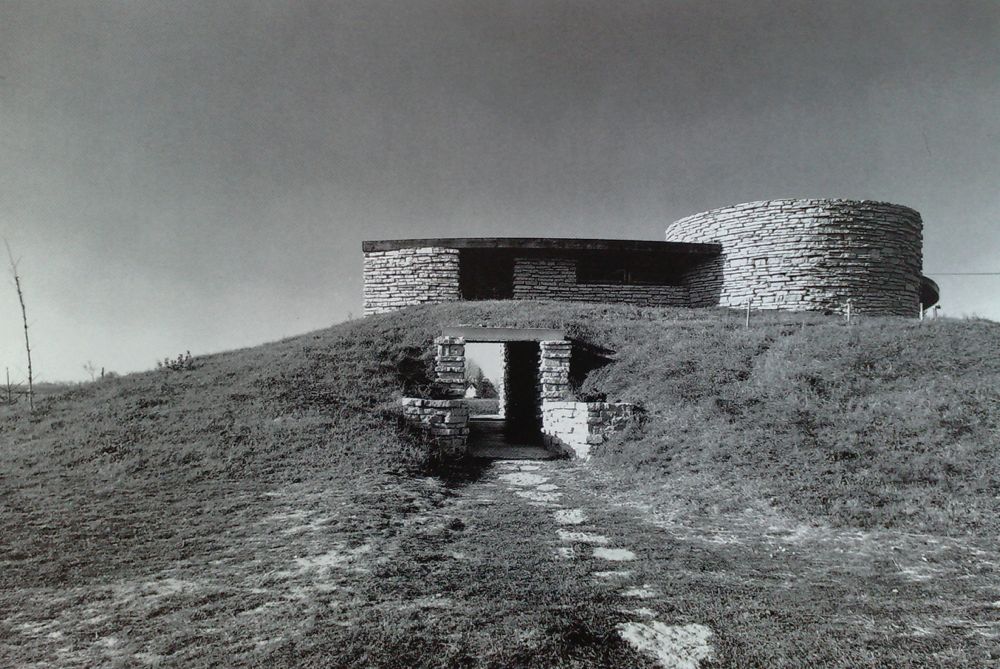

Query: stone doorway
[[408, 327, 633, 460], [440, 327, 567, 459]]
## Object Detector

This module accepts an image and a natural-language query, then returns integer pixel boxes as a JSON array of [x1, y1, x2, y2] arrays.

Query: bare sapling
[[4, 240, 33, 411]]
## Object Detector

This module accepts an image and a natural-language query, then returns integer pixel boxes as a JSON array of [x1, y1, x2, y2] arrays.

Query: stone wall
[[541, 401, 636, 459], [363, 247, 460, 315], [538, 340, 572, 400], [538, 340, 634, 459], [496, 344, 507, 418], [664, 199, 924, 316], [511, 257, 690, 307], [434, 335, 466, 398], [400, 398, 470, 457], [414, 332, 638, 459]]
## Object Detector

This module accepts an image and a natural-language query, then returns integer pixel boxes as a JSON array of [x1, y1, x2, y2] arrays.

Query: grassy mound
[[2, 301, 997, 533], [581, 309, 1000, 534]]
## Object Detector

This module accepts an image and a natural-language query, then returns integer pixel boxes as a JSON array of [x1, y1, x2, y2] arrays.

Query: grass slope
[[1, 301, 998, 667], [577, 306, 1000, 534], [4, 301, 997, 533]]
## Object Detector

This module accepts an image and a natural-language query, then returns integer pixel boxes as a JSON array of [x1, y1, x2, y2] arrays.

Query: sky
[[466, 342, 503, 388], [1, 0, 998, 382]]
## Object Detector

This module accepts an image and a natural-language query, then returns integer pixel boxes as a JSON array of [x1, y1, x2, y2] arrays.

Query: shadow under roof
[[362, 237, 721, 255]]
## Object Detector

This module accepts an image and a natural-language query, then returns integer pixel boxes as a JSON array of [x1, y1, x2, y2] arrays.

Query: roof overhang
[[362, 237, 721, 255]]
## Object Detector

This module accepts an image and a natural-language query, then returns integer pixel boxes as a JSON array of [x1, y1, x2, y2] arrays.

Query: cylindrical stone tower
[[665, 199, 925, 316]]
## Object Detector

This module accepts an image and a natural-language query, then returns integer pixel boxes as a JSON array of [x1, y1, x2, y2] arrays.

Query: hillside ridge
[[3, 301, 998, 533]]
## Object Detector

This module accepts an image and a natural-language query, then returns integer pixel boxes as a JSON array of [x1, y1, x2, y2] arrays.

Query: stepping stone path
[[593, 547, 636, 561], [621, 585, 658, 599], [592, 570, 631, 579], [553, 508, 586, 525], [556, 529, 610, 545], [494, 460, 715, 668]]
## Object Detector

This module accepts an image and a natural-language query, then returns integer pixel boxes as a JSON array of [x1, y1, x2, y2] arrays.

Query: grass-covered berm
[[2, 301, 999, 667]]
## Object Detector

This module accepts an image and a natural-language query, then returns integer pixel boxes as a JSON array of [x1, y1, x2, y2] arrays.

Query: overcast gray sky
[[2, 0, 998, 382]]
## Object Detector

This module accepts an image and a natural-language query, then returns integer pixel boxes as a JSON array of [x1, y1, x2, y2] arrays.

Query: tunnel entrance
[[500, 341, 542, 444], [413, 328, 631, 461], [442, 326, 565, 459]]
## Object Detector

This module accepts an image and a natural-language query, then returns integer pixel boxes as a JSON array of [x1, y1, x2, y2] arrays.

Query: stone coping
[[401, 398, 467, 408], [670, 198, 922, 228]]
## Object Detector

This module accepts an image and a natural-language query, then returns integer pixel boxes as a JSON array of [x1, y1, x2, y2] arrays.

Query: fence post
[[846, 300, 852, 324], [745, 298, 751, 329]]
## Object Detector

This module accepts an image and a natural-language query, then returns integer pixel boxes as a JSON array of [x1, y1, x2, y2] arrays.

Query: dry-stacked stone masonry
[[433, 335, 466, 398], [538, 340, 572, 401], [512, 257, 689, 306], [533, 341, 636, 459], [363, 203, 938, 317], [401, 329, 639, 459], [400, 398, 469, 458], [363, 247, 460, 314], [399, 335, 470, 457], [541, 402, 637, 459], [664, 199, 927, 316], [362, 238, 718, 315]]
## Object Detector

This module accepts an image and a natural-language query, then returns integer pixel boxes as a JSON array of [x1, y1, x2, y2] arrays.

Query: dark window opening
[[459, 250, 514, 300], [576, 253, 684, 286]]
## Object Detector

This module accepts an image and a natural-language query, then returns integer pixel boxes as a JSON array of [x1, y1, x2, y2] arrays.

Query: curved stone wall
[[363, 247, 460, 315], [665, 199, 924, 316]]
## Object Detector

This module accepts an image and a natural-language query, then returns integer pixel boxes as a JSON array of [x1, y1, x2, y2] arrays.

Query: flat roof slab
[[362, 237, 721, 255], [443, 326, 566, 342]]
